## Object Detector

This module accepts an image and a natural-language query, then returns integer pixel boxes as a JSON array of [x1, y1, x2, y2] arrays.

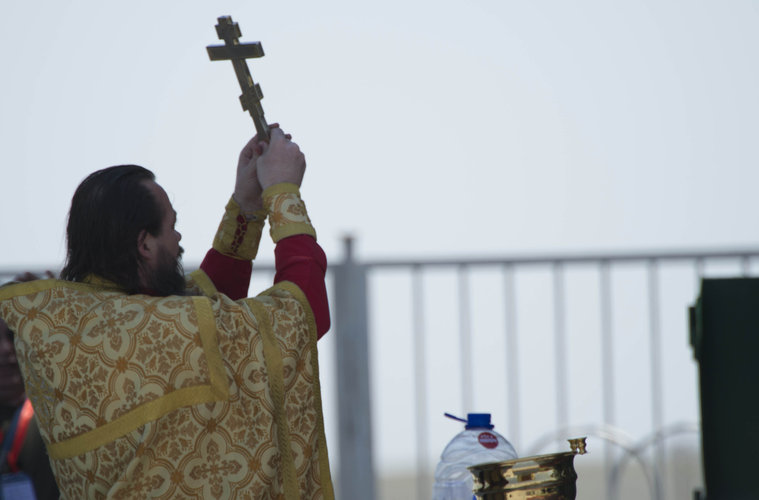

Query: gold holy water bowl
[[468, 437, 588, 500]]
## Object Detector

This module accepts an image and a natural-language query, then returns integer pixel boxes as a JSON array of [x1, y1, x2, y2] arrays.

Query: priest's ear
[[137, 229, 159, 264]]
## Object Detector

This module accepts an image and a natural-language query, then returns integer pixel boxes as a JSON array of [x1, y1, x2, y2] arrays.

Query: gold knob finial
[[568, 437, 588, 455]]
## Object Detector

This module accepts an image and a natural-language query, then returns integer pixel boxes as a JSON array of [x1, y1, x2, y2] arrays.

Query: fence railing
[[328, 240, 759, 500]]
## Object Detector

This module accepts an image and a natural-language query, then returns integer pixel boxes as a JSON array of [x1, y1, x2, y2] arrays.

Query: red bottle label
[[478, 431, 498, 449]]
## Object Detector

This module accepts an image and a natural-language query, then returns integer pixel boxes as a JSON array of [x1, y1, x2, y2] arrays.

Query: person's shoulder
[[0, 278, 61, 299], [0, 278, 128, 302], [248, 282, 310, 317]]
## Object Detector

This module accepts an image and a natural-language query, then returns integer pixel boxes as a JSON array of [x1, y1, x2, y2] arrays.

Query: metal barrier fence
[[329, 240, 759, 500], [3, 243, 759, 499]]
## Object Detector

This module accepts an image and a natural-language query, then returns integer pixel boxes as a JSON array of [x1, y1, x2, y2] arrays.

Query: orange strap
[[7, 398, 34, 473]]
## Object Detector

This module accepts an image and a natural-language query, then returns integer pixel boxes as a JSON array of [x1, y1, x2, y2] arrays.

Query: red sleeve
[[199, 249, 253, 301], [274, 235, 330, 339]]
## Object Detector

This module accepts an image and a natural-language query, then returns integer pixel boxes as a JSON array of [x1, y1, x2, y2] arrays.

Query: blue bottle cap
[[466, 413, 494, 429]]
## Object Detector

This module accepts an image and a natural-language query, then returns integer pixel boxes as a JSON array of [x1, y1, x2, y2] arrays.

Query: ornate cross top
[[207, 16, 270, 140]]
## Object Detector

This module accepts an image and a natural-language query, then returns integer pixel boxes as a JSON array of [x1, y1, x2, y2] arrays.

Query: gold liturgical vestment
[[0, 185, 333, 499]]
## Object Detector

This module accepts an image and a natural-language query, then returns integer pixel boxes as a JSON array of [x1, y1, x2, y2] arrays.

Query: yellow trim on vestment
[[193, 296, 230, 400], [268, 281, 335, 500], [0, 277, 131, 299], [243, 297, 300, 500], [188, 269, 218, 297], [0, 278, 94, 299], [272, 222, 318, 243], [48, 384, 225, 460]]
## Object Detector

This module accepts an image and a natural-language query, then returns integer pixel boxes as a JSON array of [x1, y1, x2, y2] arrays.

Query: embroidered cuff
[[262, 183, 317, 243], [212, 196, 266, 260]]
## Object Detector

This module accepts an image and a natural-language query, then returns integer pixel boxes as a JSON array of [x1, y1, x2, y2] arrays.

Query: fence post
[[333, 236, 375, 500]]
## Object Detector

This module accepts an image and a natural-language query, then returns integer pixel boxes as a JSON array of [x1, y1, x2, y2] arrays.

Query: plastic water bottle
[[432, 413, 518, 500]]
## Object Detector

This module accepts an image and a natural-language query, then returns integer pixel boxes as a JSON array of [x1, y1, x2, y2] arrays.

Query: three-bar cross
[[207, 16, 270, 140]]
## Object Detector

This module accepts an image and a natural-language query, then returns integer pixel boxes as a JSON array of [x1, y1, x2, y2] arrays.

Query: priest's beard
[[145, 245, 186, 296]]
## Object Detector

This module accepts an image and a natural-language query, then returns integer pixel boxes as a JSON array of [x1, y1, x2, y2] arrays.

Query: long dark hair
[[61, 165, 163, 293]]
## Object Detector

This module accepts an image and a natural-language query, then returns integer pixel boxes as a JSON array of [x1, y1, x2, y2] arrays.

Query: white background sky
[[2, 0, 758, 487]]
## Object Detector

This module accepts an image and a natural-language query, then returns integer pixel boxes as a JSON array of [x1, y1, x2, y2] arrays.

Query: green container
[[690, 278, 759, 499]]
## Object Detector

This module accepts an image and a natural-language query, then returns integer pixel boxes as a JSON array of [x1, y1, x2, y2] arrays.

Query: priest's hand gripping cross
[[207, 16, 270, 141]]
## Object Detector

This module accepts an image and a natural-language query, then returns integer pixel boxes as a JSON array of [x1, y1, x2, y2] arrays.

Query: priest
[[0, 125, 334, 499]]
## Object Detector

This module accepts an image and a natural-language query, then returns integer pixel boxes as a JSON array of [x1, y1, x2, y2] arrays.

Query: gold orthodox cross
[[207, 16, 270, 141]]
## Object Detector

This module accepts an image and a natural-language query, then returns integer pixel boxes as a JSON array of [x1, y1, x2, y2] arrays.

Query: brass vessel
[[468, 437, 588, 499]]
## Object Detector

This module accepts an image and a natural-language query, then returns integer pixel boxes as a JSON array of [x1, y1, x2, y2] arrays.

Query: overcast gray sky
[[2, 1, 758, 268]]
